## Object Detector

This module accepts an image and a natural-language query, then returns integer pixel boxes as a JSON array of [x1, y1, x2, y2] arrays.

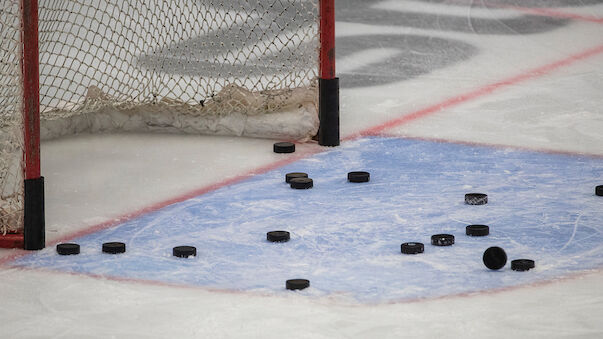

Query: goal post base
[[318, 77, 340, 147], [23, 177, 45, 250], [0, 233, 24, 249]]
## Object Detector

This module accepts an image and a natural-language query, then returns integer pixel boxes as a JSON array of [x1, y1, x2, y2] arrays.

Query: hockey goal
[[0, 0, 339, 249]]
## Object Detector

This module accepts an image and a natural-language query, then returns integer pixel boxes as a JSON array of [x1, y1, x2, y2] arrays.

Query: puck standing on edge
[[483, 246, 507, 270], [511, 259, 535, 271], [286, 279, 310, 290], [465, 193, 488, 205], [57, 243, 80, 255], [401, 242, 424, 254], [273, 142, 295, 153], [290, 177, 313, 189], [102, 242, 126, 254], [267, 231, 290, 242], [466, 225, 490, 236], [431, 234, 455, 246], [347, 171, 370, 183], [596, 185, 603, 196], [173, 246, 197, 258], [285, 172, 308, 183]]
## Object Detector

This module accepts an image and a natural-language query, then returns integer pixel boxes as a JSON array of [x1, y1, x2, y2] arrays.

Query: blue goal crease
[[11, 137, 603, 303]]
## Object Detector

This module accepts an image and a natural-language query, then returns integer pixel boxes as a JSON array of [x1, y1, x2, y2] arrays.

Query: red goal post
[[0, 0, 339, 249]]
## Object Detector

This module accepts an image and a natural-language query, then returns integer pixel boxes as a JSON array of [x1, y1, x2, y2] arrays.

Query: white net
[[39, 0, 320, 139], [1, 0, 321, 234], [0, 0, 24, 235]]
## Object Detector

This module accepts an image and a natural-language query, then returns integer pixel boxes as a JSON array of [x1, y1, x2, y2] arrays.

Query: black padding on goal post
[[24, 177, 45, 250], [318, 77, 340, 147]]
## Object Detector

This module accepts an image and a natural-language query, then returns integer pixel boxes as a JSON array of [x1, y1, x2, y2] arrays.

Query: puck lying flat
[[465, 193, 488, 205], [483, 246, 507, 270], [102, 242, 126, 254], [347, 171, 370, 183], [286, 279, 310, 290], [511, 259, 535, 271], [596, 185, 603, 196], [401, 242, 424, 254], [285, 172, 308, 183], [267, 231, 290, 242], [290, 177, 313, 189], [431, 234, 455, 246], [173, 246, 197, 258], [273, 142, 295, 153], [57, 243, 80, 255], [466, 224, 489, 236]]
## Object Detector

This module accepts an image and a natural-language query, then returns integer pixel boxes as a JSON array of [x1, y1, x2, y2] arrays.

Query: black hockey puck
[[273, 142, 295, 153], [290, 177, 313, 189], [596, 185, 603, 196], [431, 234, 455, 246], [347, 171, 370, 183], [401, 242, 424, 254], [285, 172, 308, 183], [483, 246, 507, 270], [267, 231, 290, 242], [286, 279, 310, 290], [466, 224, 490, 236], [465, 193, 488, 205], [511, 259, 535, 272], [102, 242, 126, 254], [56, 243, 80, 255], [173, 246, 197, 258]]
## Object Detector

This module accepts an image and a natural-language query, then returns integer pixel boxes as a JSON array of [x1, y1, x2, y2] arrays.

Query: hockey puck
[[285, 172, 308, 183], [596, 185, 603, 196], [466, 224, 490, 236], [267, 230, 290, 242], [56, 243, 80, 255], [347, 171, 370, 183], [286, 279, 310, 290], [173, 246, 197, 258], [431, 234, 455, 246], [290, 177, 313, 189], [102, 242, 126, 254], [273, 142, 295, 153], [511, 259, 535, 272], [465, 193, 488, 205], [483, 246, 507, 270], [401, 242, 424, 254]]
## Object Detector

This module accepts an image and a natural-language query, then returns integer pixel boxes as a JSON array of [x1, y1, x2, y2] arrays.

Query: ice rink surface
[[9, 137, 603, 304], [2, 0, 603, 337]]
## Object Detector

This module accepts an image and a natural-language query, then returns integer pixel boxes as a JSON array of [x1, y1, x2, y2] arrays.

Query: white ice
[[2, 1, 603, 337]]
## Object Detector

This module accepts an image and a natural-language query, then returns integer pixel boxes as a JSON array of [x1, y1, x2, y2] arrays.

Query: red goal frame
[[1, 0, 339, 249]]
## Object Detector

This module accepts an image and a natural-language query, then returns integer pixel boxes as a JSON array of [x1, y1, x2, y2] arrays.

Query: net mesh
[[1, 0, 320, 234], [1, 0, 24, 235]]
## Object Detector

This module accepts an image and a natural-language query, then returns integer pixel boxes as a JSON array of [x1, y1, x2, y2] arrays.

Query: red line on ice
[[502, 5, 603, 24], [445, 0, 603, 24], [348, 43, 603, 139]]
